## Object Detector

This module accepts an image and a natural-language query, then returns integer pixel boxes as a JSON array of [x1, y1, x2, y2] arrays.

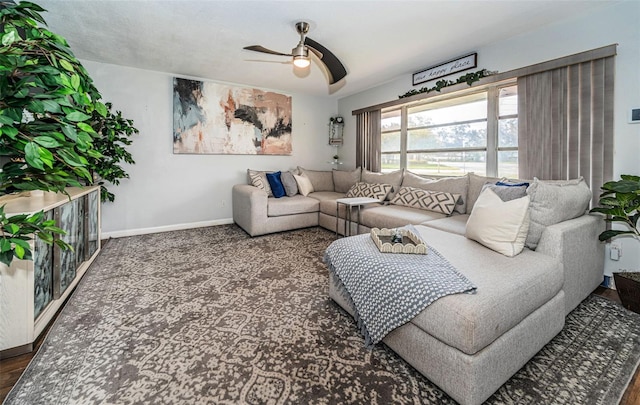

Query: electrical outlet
[[610, 243, 621, 261]]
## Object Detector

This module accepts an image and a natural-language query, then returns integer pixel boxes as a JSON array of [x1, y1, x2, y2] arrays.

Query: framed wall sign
[[412, 53, 477, 86]]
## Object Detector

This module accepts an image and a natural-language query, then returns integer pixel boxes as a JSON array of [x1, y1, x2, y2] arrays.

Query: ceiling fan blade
[[304, 37, 347, 85], [243, 45, 292, 57], [307, 46, 323, 60]]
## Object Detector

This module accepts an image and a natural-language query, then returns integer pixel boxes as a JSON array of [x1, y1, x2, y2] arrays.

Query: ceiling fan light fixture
[[293, 55, 311, 68]]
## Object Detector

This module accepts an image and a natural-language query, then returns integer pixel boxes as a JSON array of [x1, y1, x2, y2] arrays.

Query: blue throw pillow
[[266, 171, 286, 198], [496, 180, 530, 188]]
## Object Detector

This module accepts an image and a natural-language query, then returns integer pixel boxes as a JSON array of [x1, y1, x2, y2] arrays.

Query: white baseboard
[[102, 218, 235, 239]]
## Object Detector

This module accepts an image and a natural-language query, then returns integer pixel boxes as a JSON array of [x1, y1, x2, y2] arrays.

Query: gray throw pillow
[[525, 177, 592, 250], [481, 183, 527, 202], [280, 171, 298, 196]]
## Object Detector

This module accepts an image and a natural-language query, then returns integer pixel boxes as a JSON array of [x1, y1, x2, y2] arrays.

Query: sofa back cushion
[[390, 186, 460, 215], [525, 177, 592, 250], [361, 169, 403, 200], [346, 182, 392, 202], [401, 170, 435, 189], [466, 173, 500, 214], [465, 188, 531, 257], [333, 167, 361, 193], [298, 167, 334, 192], [402, 171, 469, 214]]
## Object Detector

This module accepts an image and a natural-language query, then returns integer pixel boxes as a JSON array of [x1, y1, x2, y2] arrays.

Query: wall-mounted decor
[[329, 116, 344, 146], [412, 53, 477, 86], [173, 78, 292, 155]]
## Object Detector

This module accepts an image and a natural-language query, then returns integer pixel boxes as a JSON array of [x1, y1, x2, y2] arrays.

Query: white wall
[[337, 1, 640, 276], [82, 61, 337, 237]]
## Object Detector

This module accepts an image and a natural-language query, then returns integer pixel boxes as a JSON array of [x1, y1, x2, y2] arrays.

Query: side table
[[335, 197, 381, 237]]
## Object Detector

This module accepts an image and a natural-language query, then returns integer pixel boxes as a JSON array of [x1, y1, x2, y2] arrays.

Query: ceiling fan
[[243, 21, 347, 85]]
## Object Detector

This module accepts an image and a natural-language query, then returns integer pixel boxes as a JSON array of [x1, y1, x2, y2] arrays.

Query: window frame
[[380, 80, 517, 177]]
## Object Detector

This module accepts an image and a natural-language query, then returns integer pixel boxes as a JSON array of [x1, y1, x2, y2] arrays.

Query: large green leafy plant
[[0, 1, 137, 265], [590, 175, 640, 241], [89, 102, 137, 202]]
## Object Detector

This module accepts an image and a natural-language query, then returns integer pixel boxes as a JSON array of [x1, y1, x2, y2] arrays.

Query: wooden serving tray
[[370, 227, 428, 254]]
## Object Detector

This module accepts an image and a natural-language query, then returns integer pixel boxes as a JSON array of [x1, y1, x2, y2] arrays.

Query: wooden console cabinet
[[0, 187, 101, 358]]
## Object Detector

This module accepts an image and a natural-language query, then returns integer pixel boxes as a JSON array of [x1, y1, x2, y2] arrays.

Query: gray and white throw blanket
[[324, 226, 476, 347]]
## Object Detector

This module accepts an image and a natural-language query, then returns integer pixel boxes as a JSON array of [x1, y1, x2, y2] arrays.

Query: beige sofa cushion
[[410, 225, 562, 355], [400, 170, 435, 189], [361, 169, 404, 200], [333, 167, 361, 193], [267, 195, 319, 217], [360, 204, 446, 229], [525, 177, 592, 250], [420, 215, 469, 235], [298, 167, 334, 191], [466, 173, 500, 214]]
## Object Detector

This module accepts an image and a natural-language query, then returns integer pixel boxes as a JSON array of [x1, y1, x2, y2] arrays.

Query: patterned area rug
[[5, 225, 640, 405]]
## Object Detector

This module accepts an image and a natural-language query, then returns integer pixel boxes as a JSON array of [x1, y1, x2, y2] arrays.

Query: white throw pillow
[[293, 174, 314, 196], [465, 188, 531, 257]]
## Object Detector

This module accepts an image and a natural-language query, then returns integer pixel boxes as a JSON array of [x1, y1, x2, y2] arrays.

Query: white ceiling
[[35, 0, 614, 98]]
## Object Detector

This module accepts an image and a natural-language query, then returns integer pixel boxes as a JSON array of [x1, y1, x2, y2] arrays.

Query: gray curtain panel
[[518, 56, 614, 207], [356, 109, 382, 172]]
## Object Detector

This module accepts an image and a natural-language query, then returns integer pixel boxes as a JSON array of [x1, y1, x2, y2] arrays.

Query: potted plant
[[590, 174, 640, 313], [0, 1, 137, 265]]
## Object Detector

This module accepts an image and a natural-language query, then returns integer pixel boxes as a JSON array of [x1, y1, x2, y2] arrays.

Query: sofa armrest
[[536, 214, 605, 314], [232, 184, 268, 236]]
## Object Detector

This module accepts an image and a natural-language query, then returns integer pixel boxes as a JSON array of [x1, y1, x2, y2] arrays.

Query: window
[[380, 83, 517, 177]]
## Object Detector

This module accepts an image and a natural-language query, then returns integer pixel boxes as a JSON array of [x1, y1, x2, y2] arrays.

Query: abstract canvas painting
[[173, 78, 292, 155]]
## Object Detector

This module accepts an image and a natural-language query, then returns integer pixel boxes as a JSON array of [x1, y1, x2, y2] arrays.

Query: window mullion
[[486, 87, 499, 177], [400, 106, 408, 170]]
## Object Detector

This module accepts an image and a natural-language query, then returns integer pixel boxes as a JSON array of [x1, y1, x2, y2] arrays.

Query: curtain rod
[[352, 44, 617, 115]]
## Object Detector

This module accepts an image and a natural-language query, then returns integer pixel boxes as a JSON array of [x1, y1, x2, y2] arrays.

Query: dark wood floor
[[1, 287, 638, 403]]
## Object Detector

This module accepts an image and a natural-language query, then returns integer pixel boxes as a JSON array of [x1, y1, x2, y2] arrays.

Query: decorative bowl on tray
[[370, 227, 428, 254]]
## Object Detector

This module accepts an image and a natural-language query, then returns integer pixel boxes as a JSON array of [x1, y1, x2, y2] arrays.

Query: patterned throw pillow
[[346, 182, 392, 202], [249, 172, 273, 197], [391, 186, 460, 216]]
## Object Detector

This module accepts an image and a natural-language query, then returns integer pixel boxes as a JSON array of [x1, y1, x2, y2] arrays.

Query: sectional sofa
[[232, 167, 604, 405]]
